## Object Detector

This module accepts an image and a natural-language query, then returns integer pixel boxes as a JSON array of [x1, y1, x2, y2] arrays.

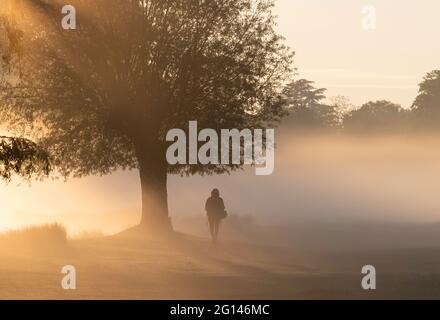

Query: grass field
[[1, 223, 440, 299]]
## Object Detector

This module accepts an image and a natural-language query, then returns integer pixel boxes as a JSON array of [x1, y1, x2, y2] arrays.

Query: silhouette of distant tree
[[0, 0, 293, 232], [411, 70, 440, 128], [328, 95, 355, 125], [282, 79, 339, 128], [343, 100, 405, 133]]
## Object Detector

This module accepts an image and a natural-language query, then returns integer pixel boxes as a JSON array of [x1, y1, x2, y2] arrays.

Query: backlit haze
[[1, 0, 440, 235]]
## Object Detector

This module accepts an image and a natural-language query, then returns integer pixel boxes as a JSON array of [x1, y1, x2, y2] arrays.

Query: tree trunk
[[136, 140, 173, 233]]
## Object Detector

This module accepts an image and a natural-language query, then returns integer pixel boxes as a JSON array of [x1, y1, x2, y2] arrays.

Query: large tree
[[411, 70, 440, 128], [282, 79, 339, 129], [343, 100, 405, 133], [0, 0, 293, 232], [0, 9, 50, 182]]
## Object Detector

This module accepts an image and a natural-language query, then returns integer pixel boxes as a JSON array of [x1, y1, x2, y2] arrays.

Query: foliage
[[0, 135, 51, 181], [282, 79, 340, 128], [343, 100, 405, 132], [411, 70, 440, 127], [0, 0, 294, 178]]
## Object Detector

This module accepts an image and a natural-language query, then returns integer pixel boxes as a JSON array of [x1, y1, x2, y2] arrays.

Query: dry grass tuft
[[0, 223, 68, 254]]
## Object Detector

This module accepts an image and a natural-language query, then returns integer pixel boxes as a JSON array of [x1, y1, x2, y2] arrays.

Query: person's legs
[[208, 218, 215, 241], [214, 220, 221, 242]]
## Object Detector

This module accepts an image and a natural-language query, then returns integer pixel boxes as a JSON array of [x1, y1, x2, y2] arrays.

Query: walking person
[[205, 188, 227, 243]]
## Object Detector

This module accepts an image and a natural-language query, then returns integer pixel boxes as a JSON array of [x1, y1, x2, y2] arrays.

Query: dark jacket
[[205, 196, 225, 218]]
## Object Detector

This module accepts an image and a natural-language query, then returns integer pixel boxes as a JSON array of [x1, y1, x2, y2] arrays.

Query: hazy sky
[[274, 0, 440, 107], [1, 1, 440, 233]]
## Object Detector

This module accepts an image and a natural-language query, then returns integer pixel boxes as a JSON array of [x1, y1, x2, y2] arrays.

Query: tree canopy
[[411, 70, 440, 127], [282, 79, 339, 128], [343, 100, 405, 133], [0, 0, 293, 230], [0, 136, 51, 181]]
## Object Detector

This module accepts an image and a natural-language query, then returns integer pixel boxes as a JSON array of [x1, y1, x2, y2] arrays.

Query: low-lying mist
[[2, 131, 440, 252], [172, 130, 440, 224], [173, 130, 440, 252], [3, 131, 440, 299]]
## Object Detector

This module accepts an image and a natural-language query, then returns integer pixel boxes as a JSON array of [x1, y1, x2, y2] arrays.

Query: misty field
[[2, 134, 440, 299], [2, 221, 440, 299]]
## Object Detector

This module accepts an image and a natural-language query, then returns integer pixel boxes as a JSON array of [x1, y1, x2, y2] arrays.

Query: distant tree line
[[281, 70, 440, 133]]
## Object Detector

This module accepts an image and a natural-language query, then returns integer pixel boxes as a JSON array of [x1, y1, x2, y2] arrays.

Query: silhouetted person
[[205, 188, 227, 243]]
